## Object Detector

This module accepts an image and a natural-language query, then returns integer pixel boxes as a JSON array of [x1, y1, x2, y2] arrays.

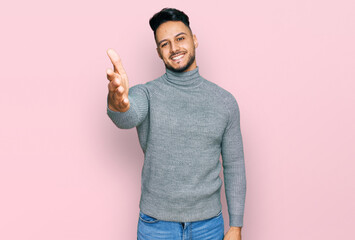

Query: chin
[[167, 61, 192, 72], [168, 65, 190, 73]]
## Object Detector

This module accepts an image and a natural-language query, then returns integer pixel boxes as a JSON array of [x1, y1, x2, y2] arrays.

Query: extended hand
[[106, 48, 130, 112], [223, 226, 242, 240]]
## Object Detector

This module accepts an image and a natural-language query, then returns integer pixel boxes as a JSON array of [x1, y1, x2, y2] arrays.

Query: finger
[[118, 97, 129, 109], [110, 92, 128, 109], [107, 48, 127, 77], [106, 68, 120, 82], [117, 85, 125, 94], [108, 79, 122, 92]]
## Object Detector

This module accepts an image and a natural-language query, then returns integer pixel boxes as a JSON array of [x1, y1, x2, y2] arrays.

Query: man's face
[[155, 21, 198, 73]]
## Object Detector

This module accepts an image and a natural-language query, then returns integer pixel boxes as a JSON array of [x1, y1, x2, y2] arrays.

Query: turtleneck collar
[[162, 66, 203, 88]]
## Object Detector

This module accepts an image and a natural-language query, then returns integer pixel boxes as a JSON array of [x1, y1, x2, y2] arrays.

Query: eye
[[161, 42, 168, 48], [177, 37, 185, 41]]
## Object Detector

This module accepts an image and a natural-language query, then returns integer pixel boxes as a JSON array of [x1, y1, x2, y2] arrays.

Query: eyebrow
[[158, 32, 187, 46]]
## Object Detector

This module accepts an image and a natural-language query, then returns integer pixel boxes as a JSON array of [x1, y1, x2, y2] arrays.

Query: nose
[[170, 41, 180, 53]]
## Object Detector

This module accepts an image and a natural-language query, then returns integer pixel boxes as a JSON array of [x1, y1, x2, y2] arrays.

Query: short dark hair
[[149, 8, 191, 40]]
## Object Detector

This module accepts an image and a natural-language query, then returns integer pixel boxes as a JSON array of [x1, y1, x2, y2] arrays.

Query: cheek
[[162, 51, 171, 60]]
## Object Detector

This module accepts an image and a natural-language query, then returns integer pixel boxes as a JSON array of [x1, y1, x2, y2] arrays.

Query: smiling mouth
[[171, 53, 185, 62]]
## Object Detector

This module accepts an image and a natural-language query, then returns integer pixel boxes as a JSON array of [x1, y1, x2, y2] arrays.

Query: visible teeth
[[172, 54, 184, 60]]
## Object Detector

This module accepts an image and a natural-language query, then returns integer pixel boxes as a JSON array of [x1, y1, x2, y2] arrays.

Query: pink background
[[1, 0, 354, 239]]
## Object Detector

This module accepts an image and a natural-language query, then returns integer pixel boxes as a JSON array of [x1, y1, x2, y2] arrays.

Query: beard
[[165, 50, 196, 73]]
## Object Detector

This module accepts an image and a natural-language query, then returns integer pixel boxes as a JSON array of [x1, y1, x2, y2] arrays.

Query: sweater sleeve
[[221, 95, 247, 227], [106, 84, 149, 129]]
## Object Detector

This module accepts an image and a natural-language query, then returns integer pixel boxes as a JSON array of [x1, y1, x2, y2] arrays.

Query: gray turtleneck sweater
[[107, 66, 246, 227]]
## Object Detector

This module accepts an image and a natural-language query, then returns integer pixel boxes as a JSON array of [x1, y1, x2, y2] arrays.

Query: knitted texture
[[107, 67, 246, 227]]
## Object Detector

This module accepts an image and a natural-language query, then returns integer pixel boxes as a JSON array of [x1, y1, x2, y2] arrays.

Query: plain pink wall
[[1, 0, 354, 239]]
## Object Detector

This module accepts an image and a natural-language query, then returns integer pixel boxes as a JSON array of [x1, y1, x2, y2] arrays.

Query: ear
[[193, 34, 198, 48], [156, 47, 162, 59]]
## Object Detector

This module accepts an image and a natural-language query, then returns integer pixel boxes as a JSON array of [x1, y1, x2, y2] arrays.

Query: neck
[[163, 66, 203, 88]]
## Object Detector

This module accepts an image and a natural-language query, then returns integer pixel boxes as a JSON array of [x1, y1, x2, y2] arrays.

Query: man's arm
[[105, 48, 148, 129], [221, 94, 247, 228]]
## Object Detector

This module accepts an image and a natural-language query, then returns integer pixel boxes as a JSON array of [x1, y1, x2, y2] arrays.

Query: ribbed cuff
[[229, 214, 244, 227]]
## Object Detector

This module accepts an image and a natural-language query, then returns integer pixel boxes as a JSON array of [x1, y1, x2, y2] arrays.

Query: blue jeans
[[137, 210, 224, 240]]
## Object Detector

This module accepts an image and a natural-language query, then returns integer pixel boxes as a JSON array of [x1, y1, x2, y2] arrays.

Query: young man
[[106, 8, 246, 240]]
